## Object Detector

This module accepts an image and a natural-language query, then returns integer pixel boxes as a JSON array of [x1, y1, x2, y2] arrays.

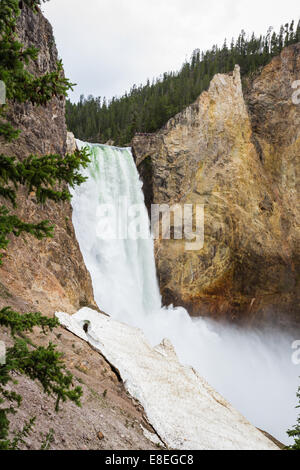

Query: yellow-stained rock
[[132, 46, 300, 326]]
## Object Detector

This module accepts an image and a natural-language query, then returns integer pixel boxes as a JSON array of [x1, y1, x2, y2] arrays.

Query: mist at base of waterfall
[[72, 141, 299, 445], [123, 306, 298, 445]]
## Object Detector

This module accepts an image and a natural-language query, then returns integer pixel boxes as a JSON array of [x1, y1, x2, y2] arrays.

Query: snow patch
[[56, 308, 278, 451]]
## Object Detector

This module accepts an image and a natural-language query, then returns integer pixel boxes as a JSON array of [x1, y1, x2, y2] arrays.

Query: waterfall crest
[[72, 141, 161, 321]]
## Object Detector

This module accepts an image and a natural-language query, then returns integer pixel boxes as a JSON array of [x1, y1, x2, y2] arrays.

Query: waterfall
[[71, 140, 299, 445]]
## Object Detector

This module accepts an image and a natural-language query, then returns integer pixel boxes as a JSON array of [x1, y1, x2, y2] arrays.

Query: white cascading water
[[71, 141, 299, 445]]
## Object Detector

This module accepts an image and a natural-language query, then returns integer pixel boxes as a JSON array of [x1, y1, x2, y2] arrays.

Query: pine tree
[[287, 384, 300, 450], [271, 32, 279, 56], [278, 25, 284, 51], [296, 20, 300, 42], [0, 0, 90, 449]]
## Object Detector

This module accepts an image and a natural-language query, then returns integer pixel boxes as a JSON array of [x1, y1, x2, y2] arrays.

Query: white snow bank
[[56, 308, 278, 450]]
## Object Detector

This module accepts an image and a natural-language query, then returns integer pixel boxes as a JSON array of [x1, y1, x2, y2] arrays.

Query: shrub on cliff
[[287, 385, 300, 450], [0, 0, 90, 449]]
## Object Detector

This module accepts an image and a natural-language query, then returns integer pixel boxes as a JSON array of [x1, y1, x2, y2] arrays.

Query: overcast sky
[[42, 0, 299, 102]]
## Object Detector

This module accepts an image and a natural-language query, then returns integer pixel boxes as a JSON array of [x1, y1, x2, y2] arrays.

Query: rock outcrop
[[0, 4, 96, 316], [0, 321, 158, 450], [132, 46, 300, 326]]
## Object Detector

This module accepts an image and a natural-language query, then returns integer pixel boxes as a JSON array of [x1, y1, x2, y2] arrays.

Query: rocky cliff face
[[0, 4, 96, 316], [132, 46, 300, 326]]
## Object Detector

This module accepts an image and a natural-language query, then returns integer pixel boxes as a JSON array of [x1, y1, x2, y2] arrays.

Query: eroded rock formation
[[0, 4, 96, 316], [132, 46, 300, 326]]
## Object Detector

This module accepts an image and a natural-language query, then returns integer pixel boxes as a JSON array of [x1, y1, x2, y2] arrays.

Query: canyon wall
[[0, 8, 162, 450], [132, 46, 300, 326], [0, 4, 96, 316]]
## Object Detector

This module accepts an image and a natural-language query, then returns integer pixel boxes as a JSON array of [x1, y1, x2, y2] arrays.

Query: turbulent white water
[[71, 141, 299, 445]]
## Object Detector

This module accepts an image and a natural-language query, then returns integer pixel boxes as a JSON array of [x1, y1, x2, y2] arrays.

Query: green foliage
[[0, 307, 60, 335], [287, 384, 300, 450], [66, 19, 300, 146], [40, 428, 54, 450], [0, 0, 89, 449], [0, 1, 72, 141], [6, 418, 36, 451]]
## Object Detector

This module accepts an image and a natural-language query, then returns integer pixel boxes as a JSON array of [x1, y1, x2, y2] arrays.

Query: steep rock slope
[[132, 47, 300, 326], [0, 323, 158, 450], [0, 6, 159, 450], [0, 4, 96, 316]]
